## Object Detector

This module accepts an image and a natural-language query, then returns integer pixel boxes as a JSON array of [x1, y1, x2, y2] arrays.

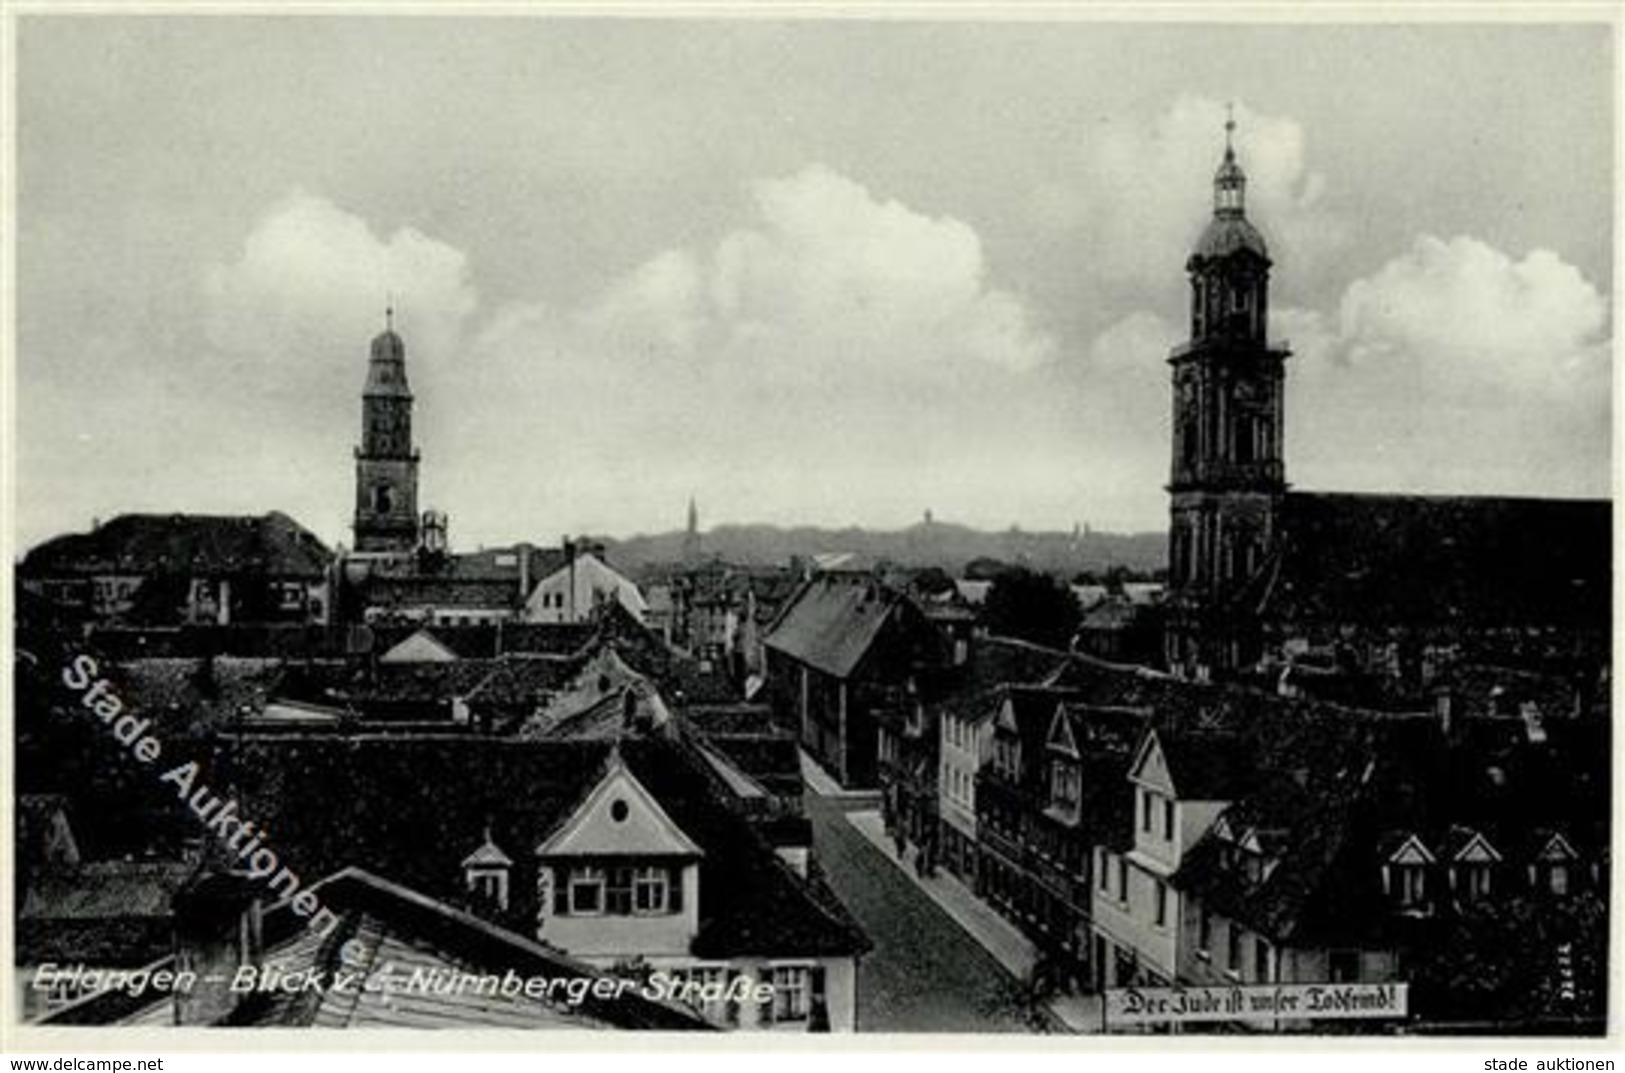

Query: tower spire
[[1213, 107, 1247, 219], [385, 295, 394, 332]]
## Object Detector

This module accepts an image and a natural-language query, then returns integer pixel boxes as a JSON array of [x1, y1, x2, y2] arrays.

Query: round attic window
[[610, 799, 629, 823]]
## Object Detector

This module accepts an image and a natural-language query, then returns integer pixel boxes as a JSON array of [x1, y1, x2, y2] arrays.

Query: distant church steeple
[[1165, 112, 1291, 675], [682, 497, 700, 564], [353, 307, 421, 554]]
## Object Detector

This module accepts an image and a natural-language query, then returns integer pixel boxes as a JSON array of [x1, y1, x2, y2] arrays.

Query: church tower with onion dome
[[353, 307, 421, 554], [1165, 112, 1292, 674]]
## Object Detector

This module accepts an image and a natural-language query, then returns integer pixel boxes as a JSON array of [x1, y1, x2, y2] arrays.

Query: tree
[[1408, 891, 1609, 1029], [981, 568, 1081, 649]]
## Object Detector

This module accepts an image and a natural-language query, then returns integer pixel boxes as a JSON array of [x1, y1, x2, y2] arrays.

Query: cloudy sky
[[15, 17, 1613, 553]]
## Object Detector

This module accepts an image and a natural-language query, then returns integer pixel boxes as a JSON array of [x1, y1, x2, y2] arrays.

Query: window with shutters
[[772, 965, 811, 1022], [569, 866, 604, 915], [606, 866, 635, 915], [634, 867, 668, 914], [563, 863, 681, 916]]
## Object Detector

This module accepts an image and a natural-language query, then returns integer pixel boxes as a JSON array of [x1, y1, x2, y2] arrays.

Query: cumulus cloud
[[1285, 235, 1610, 496], [561, 165, 1055, 378], [1335, 234, 1609, 398], [1088, 310, 1182, 375], [1076, 230, 1610, 510], [444, 165, 1059, 536], [203, 191, 478, 395], [1043, 96, 1349, 308]]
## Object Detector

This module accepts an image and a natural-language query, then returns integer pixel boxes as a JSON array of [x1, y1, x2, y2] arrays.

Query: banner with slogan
[[1104, 982, 1409, 1025]]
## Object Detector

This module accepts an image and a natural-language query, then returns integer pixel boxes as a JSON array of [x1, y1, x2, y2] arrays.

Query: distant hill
[[600, 519, 1166, 577]]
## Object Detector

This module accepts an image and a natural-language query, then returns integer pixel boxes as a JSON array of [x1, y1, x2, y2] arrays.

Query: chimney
[[517, 541, 533, 599], [171, 871, 265, 1026], [1435, 689, 1455, 737]]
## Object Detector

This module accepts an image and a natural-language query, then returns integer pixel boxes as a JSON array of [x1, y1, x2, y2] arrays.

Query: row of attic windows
[[1382, 830, 1582, 909]]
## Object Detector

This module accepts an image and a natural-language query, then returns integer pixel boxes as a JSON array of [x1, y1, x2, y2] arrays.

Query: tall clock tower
[[353, 309, 421, 554], [1165, 116, 1290, 674]]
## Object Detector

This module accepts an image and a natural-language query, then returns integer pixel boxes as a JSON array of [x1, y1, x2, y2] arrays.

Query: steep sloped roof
[[21, 512, 331, 578], [763, 576, 915, 679], [18, 861, 193, 968], [205, 734, 869, 962], [40, 868, 711, 1030], [1173, 701, 1611, 948], [1243, 492, 1610, 628]]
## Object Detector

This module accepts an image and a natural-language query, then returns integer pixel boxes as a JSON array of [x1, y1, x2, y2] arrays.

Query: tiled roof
[[1242, 492, 1611, 628], [21, 512, 331, 578], [84, 625, 347, 661], [921, 636, 1072, 714], [463, 654, 584, 719], [40, 868, 711, 1030], [764, 576, 920, 679], [21, 862, 193, 920], [1173, 703, 1611, 947], [16, 917, 178, 969], [442, 545, 567, 585], [501, 623, 600, 655], [206, 735, 869, 961], [348, 661, 497, 707], [360, 577, 522, 611], [681, 703, 781, 737], [18, 861, 193, 967], [1151, 729, 1257, 801], [107, 657, 289, 732]]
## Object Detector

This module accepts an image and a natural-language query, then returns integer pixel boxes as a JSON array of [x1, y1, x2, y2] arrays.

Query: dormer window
[[1529, 832, 1579, 895], [1386, 863, 1426, 906], [1455, 863, 1492, 901], [1448, 829, 1502, 904], [1049, 760, 1080, 815], [462, 829, 514, 912], [1383, 834, 1436, 910], [468, 869, 509, 910], [994, 735, 1020, 780]]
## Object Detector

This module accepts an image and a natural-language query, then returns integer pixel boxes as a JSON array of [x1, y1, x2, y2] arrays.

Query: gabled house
[[763, 574, 945, 789], [523, 552, 649, 626], [1091, 722, 1247, 988], [379, 628, 462, 664], [930, 637, 1073, 887], [976, 678, 1147, 989], [532, 750, 704, 958], [37, 868, 711, 1030], [19, 512, 333, 627], [185, 733, 870, 1031]]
